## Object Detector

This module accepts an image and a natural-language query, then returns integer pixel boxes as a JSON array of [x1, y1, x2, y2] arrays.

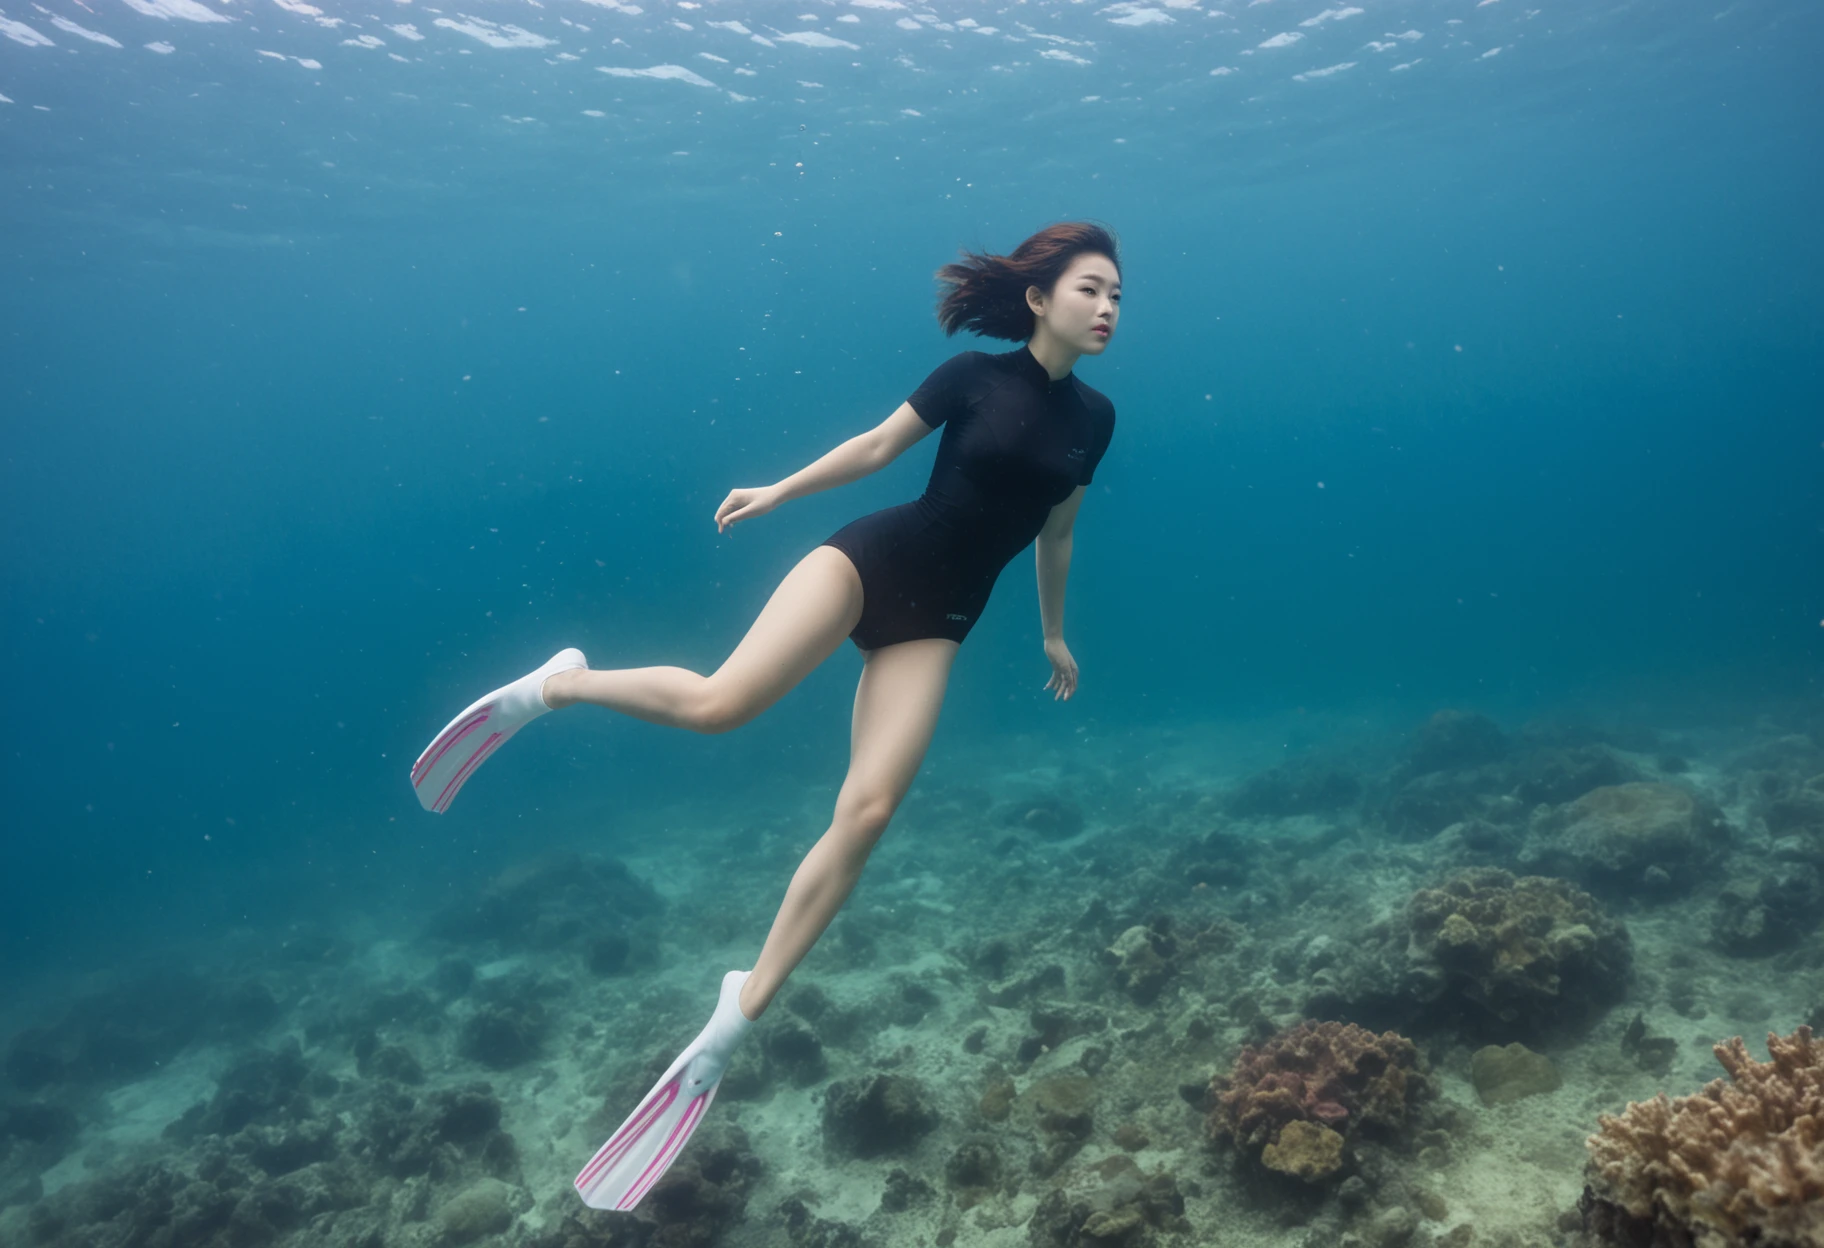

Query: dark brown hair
[[934, 221, 1121, 341]]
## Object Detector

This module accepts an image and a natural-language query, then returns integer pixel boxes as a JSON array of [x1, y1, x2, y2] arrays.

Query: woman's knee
[[683, 683, 758, 735], [835, 790, 901, 841]]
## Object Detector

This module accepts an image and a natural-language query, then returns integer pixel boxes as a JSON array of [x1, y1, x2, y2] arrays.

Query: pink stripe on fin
[[434, 733, 503, 813], [433, 731, 501, 812], [413, 708, 490, 785], [575, 1080, 677, 1191], [621, 1094, 706, 1210]]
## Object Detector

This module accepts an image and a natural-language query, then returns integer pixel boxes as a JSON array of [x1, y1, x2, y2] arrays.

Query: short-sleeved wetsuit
[[820, 345, 1116, 651]]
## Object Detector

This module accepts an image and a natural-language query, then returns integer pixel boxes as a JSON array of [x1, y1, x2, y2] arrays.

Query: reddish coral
[[1210, 1020, 1433, 1178], [1582, 1025, 1824, 1248]]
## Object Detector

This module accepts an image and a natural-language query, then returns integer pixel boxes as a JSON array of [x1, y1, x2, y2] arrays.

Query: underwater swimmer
[[410, 222, 1121, 1210]]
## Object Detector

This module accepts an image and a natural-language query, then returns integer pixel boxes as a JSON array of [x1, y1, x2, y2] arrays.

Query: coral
[[1210, 1020, 1433, 1182], [1580, 1025, 1824, 1248], [1404, 867, 1633, 1036], [1260, 1120, 1345, 1180], [1305, 868, 1632, 1041]]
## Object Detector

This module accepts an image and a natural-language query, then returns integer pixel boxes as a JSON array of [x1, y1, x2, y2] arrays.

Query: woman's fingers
[[716, 493, 750, 532]]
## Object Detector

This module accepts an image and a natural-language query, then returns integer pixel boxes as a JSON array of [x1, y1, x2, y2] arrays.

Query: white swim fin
[[410, 648, 586, 813], [574, 970, 753, 1211]]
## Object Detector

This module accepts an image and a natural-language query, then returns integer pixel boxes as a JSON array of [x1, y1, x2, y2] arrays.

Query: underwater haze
[[2, 1, 1822, 1246]]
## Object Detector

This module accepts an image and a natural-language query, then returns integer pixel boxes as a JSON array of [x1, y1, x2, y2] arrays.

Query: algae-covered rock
[[1260, 1120, 1345, 1181], [945, 1136, 1003, 1192], [1030, 1075, 1097, 1140], [1525, 782, 1730, 893], [762, 1014, 827, 1087], [1106, 926, 1174, 1005], [821, 1074, 938, 1158], [979, 1076, 1015, 1122], [880, 1166, 935, 1212], [460, 1002, 546, 1070], [426, 852, 663, 952], [1407, 709, 1509, 776], [1711, 865, 1823, 955], [1027, 1154, 1187, 1247], [1365, 1204, 1420, 1248], [435, 1177, 514, 1244], [1469, 1043, 1562, 1106]]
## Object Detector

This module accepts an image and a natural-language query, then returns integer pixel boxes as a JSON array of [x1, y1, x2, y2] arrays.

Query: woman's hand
[[1042, 637, 1079, 701], [715, 485, 781, 533]]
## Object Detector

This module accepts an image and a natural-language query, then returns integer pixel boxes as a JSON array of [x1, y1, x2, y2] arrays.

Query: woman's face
[[1030, 252, 1122, 355]]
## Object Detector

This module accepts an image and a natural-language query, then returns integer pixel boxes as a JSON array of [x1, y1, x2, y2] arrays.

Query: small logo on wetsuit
[[1066, 446, 1086, 460], [946, 613, 968, 621]]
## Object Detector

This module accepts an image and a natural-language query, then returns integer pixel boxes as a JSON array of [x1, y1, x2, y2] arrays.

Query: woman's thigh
[[835, 638, 959, 832], [703, 545, 864, 726]]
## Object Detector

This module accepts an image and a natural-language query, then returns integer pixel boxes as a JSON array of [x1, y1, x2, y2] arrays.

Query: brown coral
[[1210, 1020, 1432, 1182], [1261, 1120, 1346, 1181], [1581, 1025, 1824, 1248], [1407, 867, 1632, 1034]]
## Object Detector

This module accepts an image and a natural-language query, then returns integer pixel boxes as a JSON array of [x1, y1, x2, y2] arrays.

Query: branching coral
[[1581, 1025, 1824, 1248], [1210, 1020, 1432, 1182]]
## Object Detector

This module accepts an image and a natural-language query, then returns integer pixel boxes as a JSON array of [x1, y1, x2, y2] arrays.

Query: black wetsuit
[[821, 345, 1116, 650]]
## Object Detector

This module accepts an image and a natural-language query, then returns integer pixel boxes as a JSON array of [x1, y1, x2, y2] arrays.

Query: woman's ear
[[1025, 284, 1047, 316]]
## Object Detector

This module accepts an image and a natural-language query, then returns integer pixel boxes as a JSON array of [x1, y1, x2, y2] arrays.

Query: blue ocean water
[[1, 1, 1820, 1244]]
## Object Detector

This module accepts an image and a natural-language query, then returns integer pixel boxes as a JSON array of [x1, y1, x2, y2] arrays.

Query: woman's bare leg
[[542, 545, 863, 732], [735, 637, 958, 1020]]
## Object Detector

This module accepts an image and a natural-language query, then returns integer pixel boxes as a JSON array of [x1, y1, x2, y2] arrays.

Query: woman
[[410, 221, 1121, 1210]]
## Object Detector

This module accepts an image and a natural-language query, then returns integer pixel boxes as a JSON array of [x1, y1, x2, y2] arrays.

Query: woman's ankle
[[736, 977, 767, 1022], [541, 667, 580, 709]]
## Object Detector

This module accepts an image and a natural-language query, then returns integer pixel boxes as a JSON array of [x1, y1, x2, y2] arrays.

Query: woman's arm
[[1036, 486, 1087, 699], [716, 403, 934, 532], [773, 403, 934, 504], [1036, 486, 1086, 640]]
